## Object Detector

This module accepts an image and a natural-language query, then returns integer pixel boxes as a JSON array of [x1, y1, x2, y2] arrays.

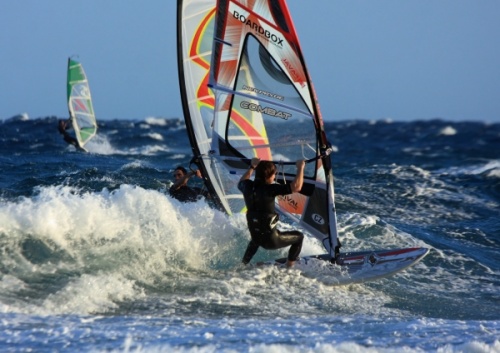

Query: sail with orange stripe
[[177, 0, 340, 256]]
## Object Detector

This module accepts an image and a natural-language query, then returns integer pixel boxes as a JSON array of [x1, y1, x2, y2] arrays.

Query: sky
[[1, 0, 499, 122]]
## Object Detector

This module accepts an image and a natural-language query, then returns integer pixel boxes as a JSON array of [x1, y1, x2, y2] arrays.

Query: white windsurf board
[[265, 247, 430, 285]]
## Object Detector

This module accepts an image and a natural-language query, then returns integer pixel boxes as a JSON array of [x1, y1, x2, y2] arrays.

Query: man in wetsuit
[[238, 157, 305, 267], [169, 166, 203, 203], [58, 119, 84, 151]]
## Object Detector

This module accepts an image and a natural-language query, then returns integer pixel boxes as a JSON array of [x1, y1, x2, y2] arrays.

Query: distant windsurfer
[[58, 119, 84, 151], [169, 166, 205, 203], [238, 158, 305, 267]]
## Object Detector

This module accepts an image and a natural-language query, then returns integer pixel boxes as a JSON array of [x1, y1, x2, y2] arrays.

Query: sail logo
[[242, 85, 284, 101], [233, 11, 284, 46], [278, 195, 298, 210], [282, 58, 305, 87], [79, 87, 90, 97], [240, 101, 291, 120], [312, 213, 325, 225]]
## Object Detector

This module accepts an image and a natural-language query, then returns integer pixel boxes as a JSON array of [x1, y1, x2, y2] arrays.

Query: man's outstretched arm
[[239, 158, 260, 182], [290, 160, 305, 193]]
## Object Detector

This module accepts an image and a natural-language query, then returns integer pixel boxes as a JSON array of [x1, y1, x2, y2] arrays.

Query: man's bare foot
[[286, 260, 295, 268]]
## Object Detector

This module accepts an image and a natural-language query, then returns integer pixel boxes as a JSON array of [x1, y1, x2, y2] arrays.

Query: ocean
[[0, 115, 499, 353]]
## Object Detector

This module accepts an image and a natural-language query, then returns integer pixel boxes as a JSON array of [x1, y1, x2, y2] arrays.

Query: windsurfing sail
[[67, 58, 98, 148], [177, 0, 339, 257]]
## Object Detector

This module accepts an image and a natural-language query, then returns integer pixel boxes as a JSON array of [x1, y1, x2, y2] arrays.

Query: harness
[[246, 181, 277, 232]]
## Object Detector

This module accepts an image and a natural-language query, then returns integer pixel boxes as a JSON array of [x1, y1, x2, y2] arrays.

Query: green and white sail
[[67, 58, 97, 148]]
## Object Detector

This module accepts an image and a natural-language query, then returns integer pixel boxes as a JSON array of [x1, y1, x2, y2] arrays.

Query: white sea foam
[[0, 183, 498, 352], [82, 133, 119, 155], [438, 160, 500, 177], [120, 160, 147, 170], [170, 153, 187, 160], [128, 144, 170, 155], [0, 185, 493, 348], [0, 185, 253, 315], [390, 164, 431, 179], [82, 134, 170, 155], [0, 184, 404, 317], [87, 325, 500, 353], [487, 169, 500, 178], [143, 132, 164, 141], [41, 273, 143, 315], [386, 163, 497, 221], [438, 125, 457, 136], [338, 212, 427, 252], [144, 116, 168, 126], [4, 112, 30, 122]]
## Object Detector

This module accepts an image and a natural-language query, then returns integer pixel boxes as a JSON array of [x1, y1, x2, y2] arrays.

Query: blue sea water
[[0, 115, 499, 353]]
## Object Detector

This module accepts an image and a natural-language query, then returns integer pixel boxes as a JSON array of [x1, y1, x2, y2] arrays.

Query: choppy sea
[[0, 115, 499, 353]]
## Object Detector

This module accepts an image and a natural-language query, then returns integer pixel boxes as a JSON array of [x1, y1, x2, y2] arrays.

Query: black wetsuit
[[238, 179, 303, 264], [169, 185, 202, 203], [58, 119, 81, 149]]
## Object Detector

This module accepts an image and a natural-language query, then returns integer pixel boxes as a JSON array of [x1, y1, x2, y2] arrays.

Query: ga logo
[[312, 213, 324, 225]]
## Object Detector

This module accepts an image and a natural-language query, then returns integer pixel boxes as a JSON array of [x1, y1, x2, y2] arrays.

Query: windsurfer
[[238, 158, 305, 267], [58, 119, 83, 150], [169, 166, 204, 203]]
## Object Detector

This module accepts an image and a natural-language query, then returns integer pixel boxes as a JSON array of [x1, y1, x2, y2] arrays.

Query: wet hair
[[174, 166, 187, 175], [255, 161, 276, 181]]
